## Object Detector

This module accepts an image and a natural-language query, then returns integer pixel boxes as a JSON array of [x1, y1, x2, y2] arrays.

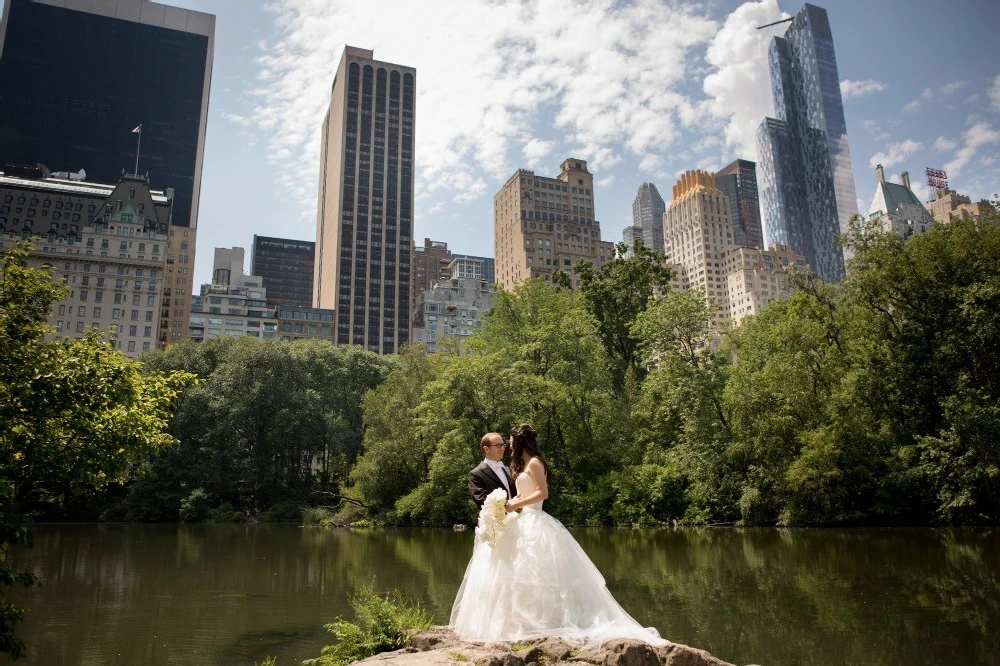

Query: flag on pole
[[131, 124, 142, 134]]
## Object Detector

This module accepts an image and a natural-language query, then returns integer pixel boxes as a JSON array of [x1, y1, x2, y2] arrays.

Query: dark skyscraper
[[715, 159, 763, 249], [756, 3, 857, 282], [0, 0, 214, 344], [0, 0, 214, 232], [631, 181, 665, 252], [315, 47, 414, 354], [251, 235, 315, 308]]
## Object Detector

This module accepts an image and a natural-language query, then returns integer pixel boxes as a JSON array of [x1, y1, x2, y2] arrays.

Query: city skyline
[[5, 0, 996, 289]]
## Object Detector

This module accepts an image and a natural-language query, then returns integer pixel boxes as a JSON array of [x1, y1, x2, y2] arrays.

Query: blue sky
[[169, 0, 1000, 289]]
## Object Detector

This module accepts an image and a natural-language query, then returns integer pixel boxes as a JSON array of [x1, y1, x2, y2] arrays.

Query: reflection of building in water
[[865, 166, 935, 242], [0, 168, 172, 357], [412, 257, 496, 353]]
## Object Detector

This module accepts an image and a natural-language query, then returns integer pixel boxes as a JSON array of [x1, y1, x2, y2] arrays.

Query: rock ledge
[[354, 627, 736, 666]]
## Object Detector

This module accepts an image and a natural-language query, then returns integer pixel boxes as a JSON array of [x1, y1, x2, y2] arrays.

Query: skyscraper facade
[[631, 181, 665, 252], [0, 0, 215, 343], [412, 238, 451, 307], [621, 224, 643, 253], [756, 3, 857, 282], [661, 169, 807, 329], [714, 159, 763, 249], [494, 158, 614, 290], [1, 169, 172, 357], [251, 235, 315, 308], [314, 46, 414, 354]]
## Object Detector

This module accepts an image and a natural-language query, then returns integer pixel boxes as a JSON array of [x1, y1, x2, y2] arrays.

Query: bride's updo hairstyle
[[510, 423, 552, 480]]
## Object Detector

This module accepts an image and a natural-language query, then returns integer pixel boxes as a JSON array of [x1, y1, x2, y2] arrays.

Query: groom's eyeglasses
[[489, 443, 505, 448]]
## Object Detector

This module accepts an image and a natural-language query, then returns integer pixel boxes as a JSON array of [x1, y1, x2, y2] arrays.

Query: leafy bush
[[178, 488, 212, 522], [302, 507, 335, 526], [208, 502, 245, 523], [303, 585, 432, 666], [262, 501, 303, 523]]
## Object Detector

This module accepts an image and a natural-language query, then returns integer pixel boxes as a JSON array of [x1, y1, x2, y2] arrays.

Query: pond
[[4, 524, 999, 665]]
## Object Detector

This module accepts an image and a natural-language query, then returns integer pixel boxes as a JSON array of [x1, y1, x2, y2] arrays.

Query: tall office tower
[[251, 235, 315, 308], [622, 224, 644, 252], [662, 170, 735, 325], [714, 159, 763, 248], [661, 169, 805, 328], [314, 46, 414, 354], [631, 181, 666, 252], [412, 238, 451, 306], [0, 0, 215, 344], [494, 158, 614, 290], [755, 3, 856, 282]]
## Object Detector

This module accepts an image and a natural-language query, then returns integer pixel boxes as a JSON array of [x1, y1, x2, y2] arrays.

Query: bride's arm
[[506, 458, 548, 510]]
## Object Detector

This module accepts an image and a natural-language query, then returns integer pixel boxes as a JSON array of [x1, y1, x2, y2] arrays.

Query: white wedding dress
[[449, 470, 667, 647]]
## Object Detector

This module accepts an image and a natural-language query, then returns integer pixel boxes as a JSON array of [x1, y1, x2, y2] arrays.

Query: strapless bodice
[[515, 472, 543, 511]]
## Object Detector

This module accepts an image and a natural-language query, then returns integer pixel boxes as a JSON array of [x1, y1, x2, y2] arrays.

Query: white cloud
[[231, 0, 719, 220], [522, 138, 555, 168], [701, 0, 788, 158], [902, 100, 921, 113], [940, 81, 968, 96], [981, 156, 997, 167], [869, 139, 922, 170], [639, 153, 662, 172], [933, 136, 957, 152], [989, 74, 1000, 113], [945, 121, 1000, 176], [840, 79, 886, 100], [862, 119, 890, 141], [910, 180, 929, 202]]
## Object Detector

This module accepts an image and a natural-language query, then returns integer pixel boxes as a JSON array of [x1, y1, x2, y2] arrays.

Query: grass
[[302, 584, 432, 666]]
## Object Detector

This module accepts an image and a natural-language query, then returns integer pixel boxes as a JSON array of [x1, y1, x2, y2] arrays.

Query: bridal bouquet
[[476, 488, 519, 548]]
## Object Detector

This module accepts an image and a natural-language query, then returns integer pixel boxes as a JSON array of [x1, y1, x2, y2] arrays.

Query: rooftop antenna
[[756, 17, 794, 30]]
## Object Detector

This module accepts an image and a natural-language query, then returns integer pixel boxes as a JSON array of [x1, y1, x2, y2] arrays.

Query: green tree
[[129, 338, 393, 518], [350, 345, 438, 513], [559, 240, 673, 395], [632, 290, 733, 522], [843, 216, 1000, 522], [0, 243, 193, 658]]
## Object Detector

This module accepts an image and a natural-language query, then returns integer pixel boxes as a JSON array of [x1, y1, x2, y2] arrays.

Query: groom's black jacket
[[468, 460, 514, 509]]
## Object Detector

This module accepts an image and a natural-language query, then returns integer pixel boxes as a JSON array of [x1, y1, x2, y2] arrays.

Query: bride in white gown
[[449, 424, 666, 647]]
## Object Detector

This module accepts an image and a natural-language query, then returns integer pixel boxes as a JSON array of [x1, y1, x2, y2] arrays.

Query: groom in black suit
[[468, 432, 514, 509]]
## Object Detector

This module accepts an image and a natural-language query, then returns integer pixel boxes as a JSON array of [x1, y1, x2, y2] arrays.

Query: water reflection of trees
[[573, 527, 1000, 666], [10, 526, 1000, 666]]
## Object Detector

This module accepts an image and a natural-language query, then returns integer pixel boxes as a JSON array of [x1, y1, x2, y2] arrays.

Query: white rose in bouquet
[[475, 488, 519, 547]]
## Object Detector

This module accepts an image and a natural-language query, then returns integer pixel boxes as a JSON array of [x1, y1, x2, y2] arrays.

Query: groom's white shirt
[[485, 459, 512, 496]]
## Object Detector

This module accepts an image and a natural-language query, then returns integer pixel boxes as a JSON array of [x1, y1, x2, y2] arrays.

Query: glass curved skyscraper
[[631, 181, 665, 252], [756, 3, 857, 282]]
